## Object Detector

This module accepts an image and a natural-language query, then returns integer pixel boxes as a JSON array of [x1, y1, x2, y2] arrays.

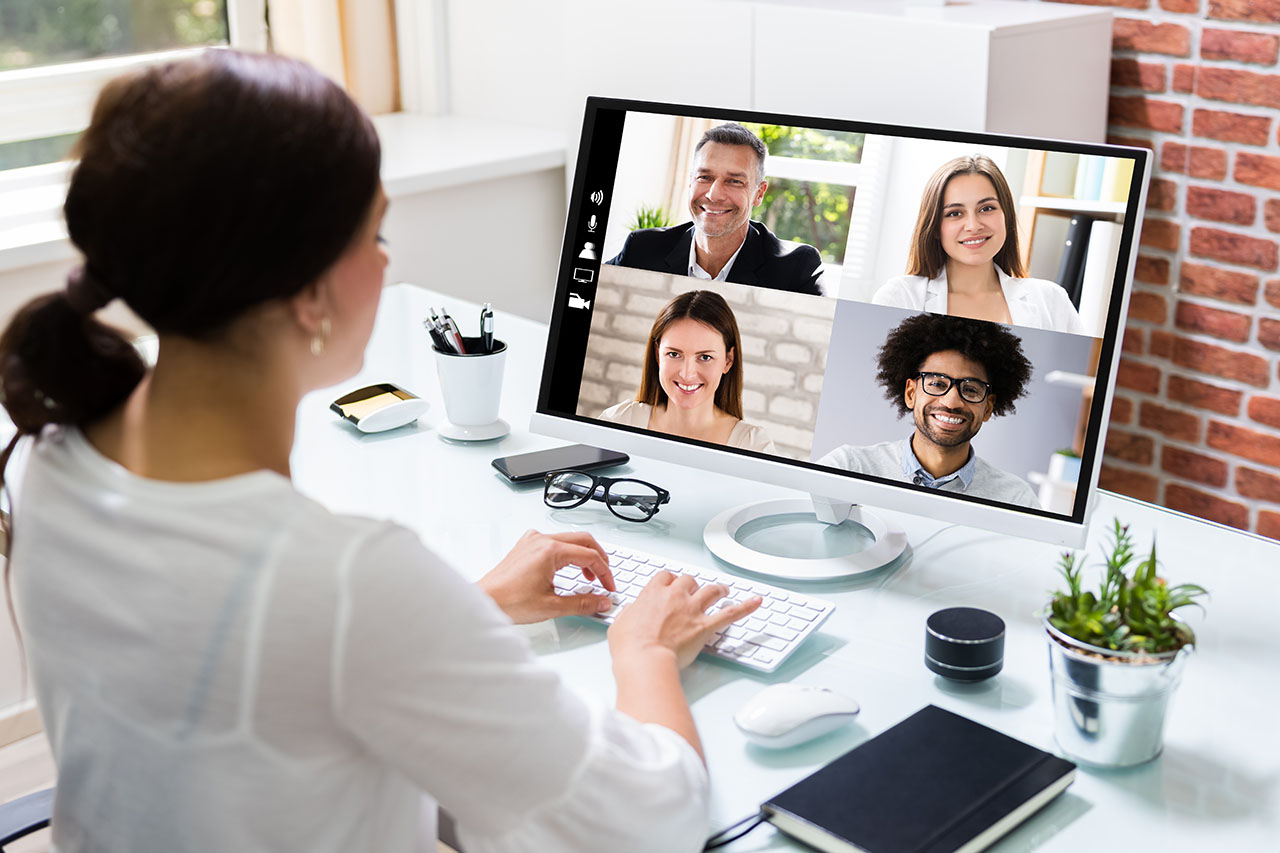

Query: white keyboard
[[553, 543, 835, 674]]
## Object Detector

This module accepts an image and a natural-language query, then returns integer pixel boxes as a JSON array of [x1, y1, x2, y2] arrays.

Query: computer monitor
[[531, 97, 1150, 573]]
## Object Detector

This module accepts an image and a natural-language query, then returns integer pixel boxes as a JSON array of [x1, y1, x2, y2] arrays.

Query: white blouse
[[872, 266, 1088, 335], [10, 427, 709, 853], [599, 400, 778, 454]]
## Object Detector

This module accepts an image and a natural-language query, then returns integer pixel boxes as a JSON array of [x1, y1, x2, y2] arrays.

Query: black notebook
[[762, 705, 1076, 853]]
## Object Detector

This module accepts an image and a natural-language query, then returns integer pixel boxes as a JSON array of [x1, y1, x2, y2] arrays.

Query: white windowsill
[[0, 113, 568, 275]]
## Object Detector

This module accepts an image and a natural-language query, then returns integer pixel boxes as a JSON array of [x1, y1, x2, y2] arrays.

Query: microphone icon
[[587, 215, 597, 232]]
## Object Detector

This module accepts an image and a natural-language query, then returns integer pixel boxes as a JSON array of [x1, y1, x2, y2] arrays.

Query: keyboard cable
[[703, 810, 766, 850]]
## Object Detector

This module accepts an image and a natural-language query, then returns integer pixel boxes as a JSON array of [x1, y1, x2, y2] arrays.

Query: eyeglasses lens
[[921, 373, 987, 403], [921, 375, 951, 396], [957, 380, 987, 403], [606, 480, 661, 521], [545, 471, 596, 507]]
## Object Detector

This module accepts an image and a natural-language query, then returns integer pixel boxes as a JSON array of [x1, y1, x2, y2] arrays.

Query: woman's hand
[[478, 530, 615, 624], [608, 571, 763, 670]]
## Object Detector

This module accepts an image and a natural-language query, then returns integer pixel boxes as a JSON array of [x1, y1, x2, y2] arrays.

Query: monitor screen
[[532, 98, 1150, 549]]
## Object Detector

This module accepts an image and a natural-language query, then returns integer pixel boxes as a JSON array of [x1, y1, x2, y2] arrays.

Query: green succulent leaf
[[1047, 517, 1208, 653]]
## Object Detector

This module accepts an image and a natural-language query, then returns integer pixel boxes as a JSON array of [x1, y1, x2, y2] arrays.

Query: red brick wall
[[1043, 0, 1280, 539]]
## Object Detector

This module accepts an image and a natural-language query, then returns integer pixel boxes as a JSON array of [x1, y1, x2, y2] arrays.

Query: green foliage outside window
[[745, 124, 864, 163], [0, 0, 228, 71], [758, 178, 854, 265], [740, 123, 865, 265]]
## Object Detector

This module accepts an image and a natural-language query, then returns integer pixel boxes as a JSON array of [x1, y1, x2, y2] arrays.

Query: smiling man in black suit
[[606, 123, 825, 296]]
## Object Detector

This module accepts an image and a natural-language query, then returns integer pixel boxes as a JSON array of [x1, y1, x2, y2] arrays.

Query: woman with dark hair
[[872, 154, 1086, 335], [0, 51, 760, 853], [599, 290, 776, 453]]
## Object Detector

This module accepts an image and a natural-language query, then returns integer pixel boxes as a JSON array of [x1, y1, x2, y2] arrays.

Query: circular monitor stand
[[703, 499, 908, 581]]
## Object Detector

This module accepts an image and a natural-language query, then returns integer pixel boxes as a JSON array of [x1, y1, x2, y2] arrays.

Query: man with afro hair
[[820, 313, 1040, 508]]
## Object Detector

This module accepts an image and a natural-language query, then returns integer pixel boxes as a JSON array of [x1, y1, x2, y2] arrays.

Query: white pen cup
[[432, 337, 507, 426]]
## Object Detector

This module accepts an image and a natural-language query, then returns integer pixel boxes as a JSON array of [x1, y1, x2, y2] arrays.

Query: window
[[0, 0, 265, 169], [0, 0, 265, 265], [0, 1, 230, 73], [740, 124, 864, 267]]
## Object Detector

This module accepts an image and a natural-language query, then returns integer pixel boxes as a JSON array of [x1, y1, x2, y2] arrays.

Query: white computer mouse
[[733, 683, 860, 749]]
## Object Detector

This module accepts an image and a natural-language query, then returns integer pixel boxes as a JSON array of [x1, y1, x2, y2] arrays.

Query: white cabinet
[[446, 0, 1113, 148], [752, 0, 1113, 141]]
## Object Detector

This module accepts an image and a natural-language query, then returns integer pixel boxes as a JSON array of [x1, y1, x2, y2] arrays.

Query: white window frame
[[761, 149, 867, 284], [0, 1, 266, 270], [0, 0, 267, 149]]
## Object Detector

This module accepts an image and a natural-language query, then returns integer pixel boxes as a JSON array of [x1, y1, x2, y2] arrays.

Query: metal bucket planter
[[1044, 619, 1190, 768]]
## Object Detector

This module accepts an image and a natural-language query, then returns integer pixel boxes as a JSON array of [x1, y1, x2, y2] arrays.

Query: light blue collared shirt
[[898, 436, 976, 490]]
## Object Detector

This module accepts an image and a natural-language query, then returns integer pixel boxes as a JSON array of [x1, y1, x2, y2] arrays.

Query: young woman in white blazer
[[873, 154, 1086, 335]]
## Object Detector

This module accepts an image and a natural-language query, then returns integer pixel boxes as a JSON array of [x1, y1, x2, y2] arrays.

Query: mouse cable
[[703, 810, 766, 850]]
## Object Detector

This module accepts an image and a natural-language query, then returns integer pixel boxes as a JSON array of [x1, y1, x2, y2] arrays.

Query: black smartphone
[[491, 444, 629, 483]]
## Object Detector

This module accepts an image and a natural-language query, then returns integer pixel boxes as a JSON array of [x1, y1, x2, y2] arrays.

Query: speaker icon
[[590, 190, 604, 205]]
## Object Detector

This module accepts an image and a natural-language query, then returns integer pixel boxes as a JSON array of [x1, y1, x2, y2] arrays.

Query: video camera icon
[[568, 292, 591, 310]]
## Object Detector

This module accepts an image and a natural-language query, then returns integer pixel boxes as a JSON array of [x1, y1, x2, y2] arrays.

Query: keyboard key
[[562, 542, 834, 673], [764, 625, 800, 642], [754, 635, 787, 652]]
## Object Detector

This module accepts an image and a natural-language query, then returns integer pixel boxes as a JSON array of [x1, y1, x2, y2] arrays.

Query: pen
[[480, 303, 494, 354], [440, 309, 467, 354], [421, 317, 449, 352], [428, 308, 464, 354]]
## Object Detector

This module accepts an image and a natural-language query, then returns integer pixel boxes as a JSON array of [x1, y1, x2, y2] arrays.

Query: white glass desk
[[294, 284, 1280, 851]]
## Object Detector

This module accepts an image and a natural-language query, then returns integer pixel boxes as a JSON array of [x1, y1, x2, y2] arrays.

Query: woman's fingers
[[690, 582, 730, 611], [705, 596, 763, 633], [542, 531, 615, 591], [554, 592, 614, 617]]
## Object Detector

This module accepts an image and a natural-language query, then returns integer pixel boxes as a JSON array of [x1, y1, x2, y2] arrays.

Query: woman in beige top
[[600, 290, 776, 453]]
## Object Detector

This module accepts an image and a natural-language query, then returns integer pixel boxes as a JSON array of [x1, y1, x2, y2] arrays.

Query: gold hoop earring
[[311, 317, 330, 357]]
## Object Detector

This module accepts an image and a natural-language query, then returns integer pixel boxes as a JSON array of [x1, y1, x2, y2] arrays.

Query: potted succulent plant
[[1048, 447, 1081, 483], [1044, 518, 1208, 767]]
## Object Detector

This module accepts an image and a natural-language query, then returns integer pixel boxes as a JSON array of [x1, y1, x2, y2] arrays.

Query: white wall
[[446, 0, 756, 189], [382, 168, 567, 322], [0, 258, 77, 329], [603, 113, 681, 262]]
